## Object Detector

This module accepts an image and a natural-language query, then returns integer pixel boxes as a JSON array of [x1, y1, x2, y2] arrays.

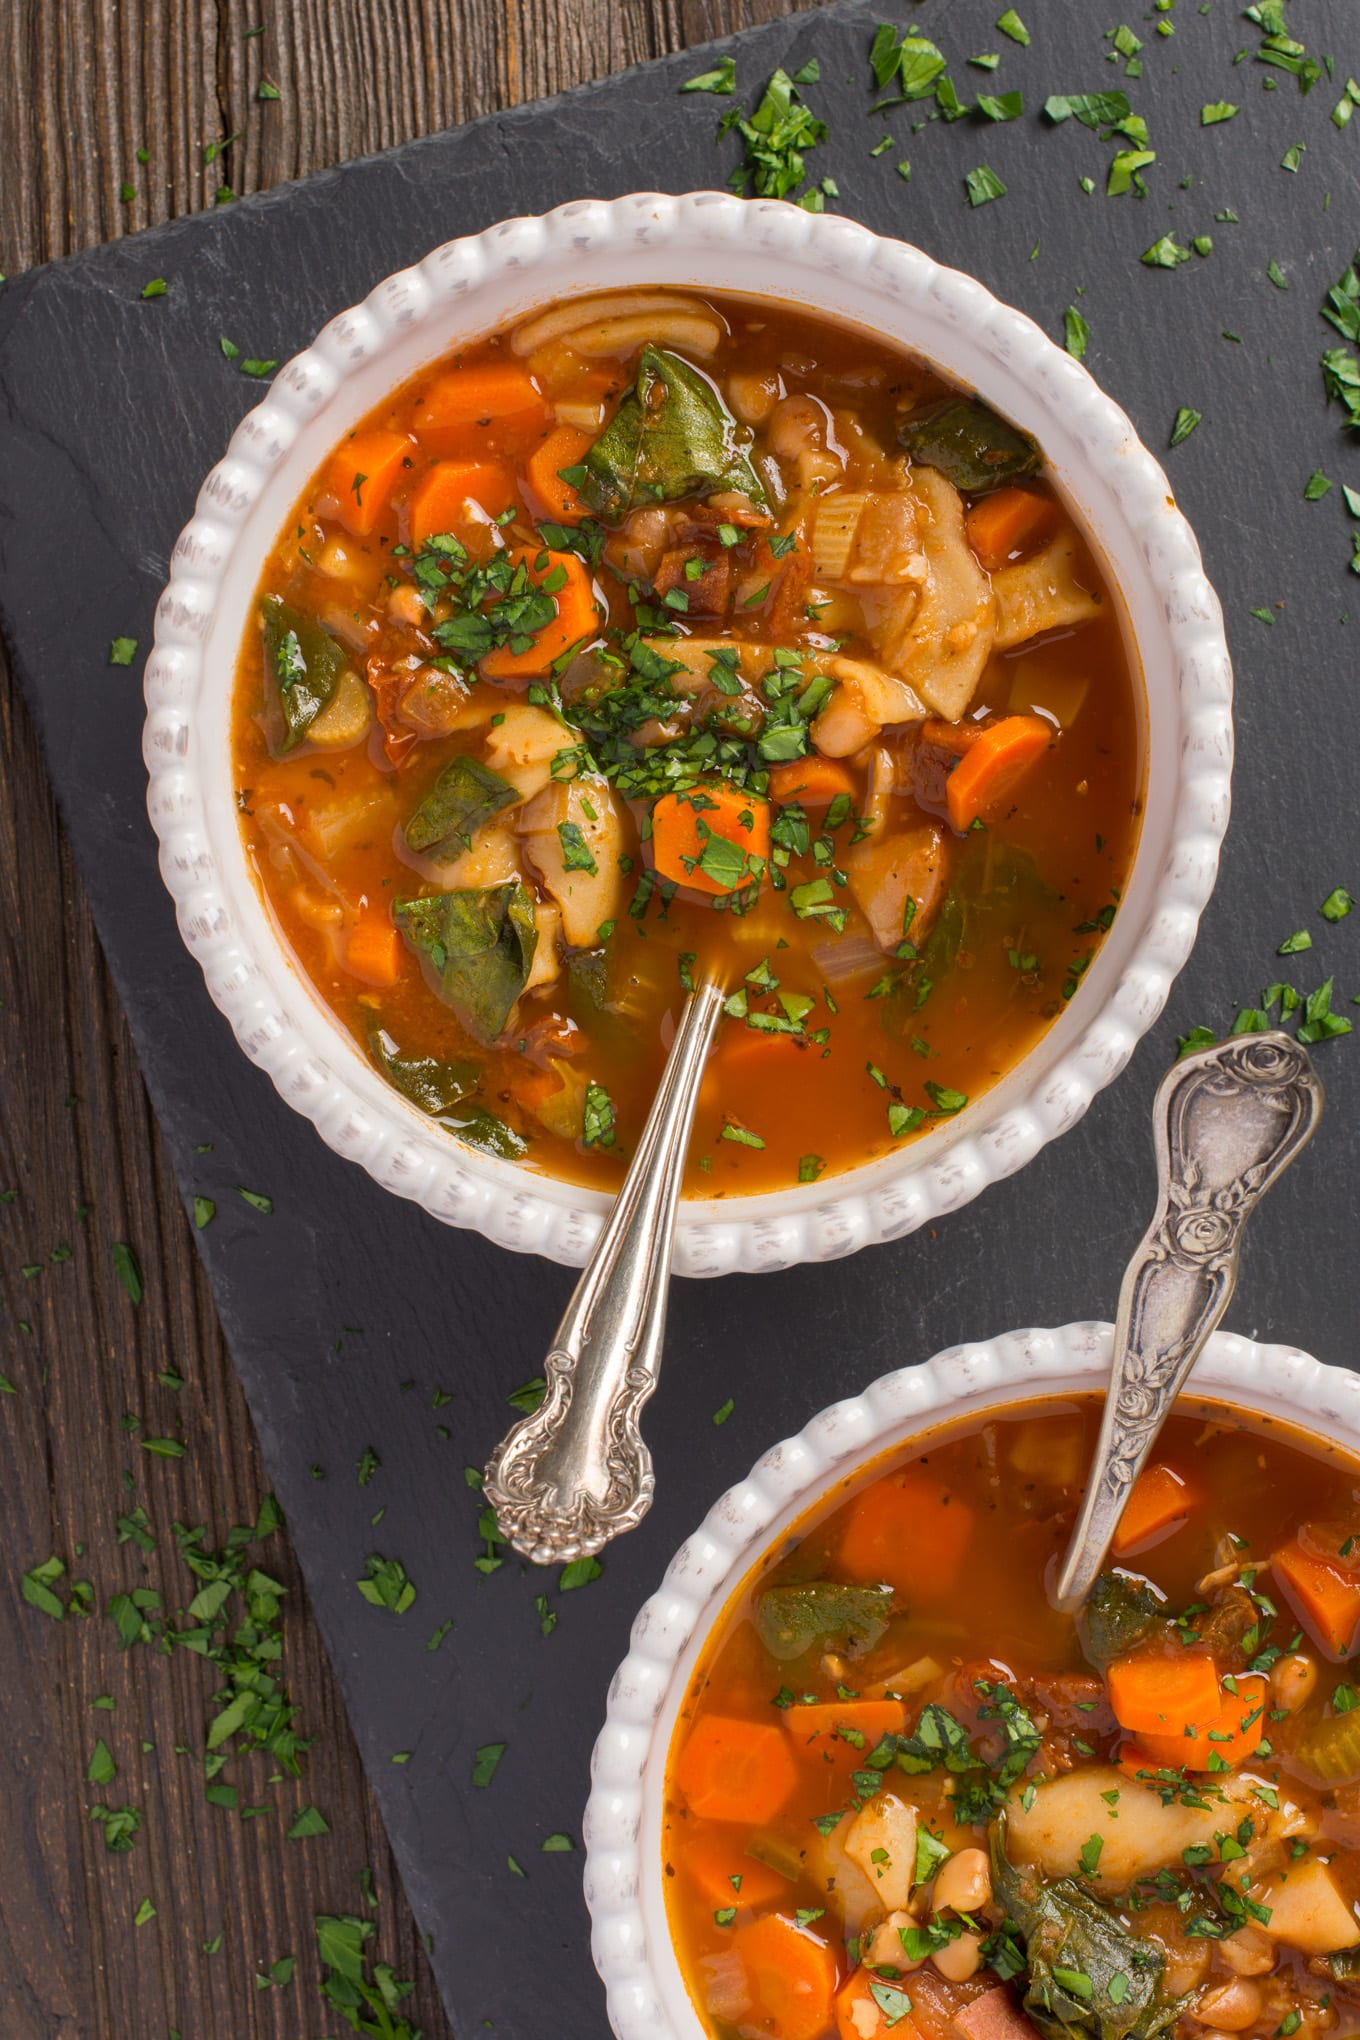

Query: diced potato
[[1005, 1768, 1223, 1888], [1007, 1415, 1085, 1487], [511, 291, 716, 356], [1258, 1858, 1360, 1955], [1007, 658, 1090, 733], [300, 783, 396, 861], [309, 667, 373, 749], [844, 1793, 918, 1913], [876, 467, 996, 722], [518, 775, 626, 947], [805, 1817, 887, 1942], [993, 531, 1103, 652]]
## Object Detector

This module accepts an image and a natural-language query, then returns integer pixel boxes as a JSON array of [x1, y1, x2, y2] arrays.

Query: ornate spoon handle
[[483, 977, 725, 1565], [1052, 1031, 1323, 1613]]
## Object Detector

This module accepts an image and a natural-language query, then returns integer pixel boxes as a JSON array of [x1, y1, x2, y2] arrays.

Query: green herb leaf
[[1170, 407, 1202, 446], [680, 56, 736, 95], [996, 10, 1030, 45], [472, 1742, 507, 1787], [109, 636, 139, 666], [964, 163, 1008, 206], [112, 1242, 144, 1304], [1064, 307, 1090, 360]]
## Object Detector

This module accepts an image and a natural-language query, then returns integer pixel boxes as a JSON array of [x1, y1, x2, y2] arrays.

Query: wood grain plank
[[0, 1, 817, 2032]]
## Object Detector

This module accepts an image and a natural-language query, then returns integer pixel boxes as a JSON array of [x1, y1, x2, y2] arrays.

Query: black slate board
[[4, 2, 1360, 2030]]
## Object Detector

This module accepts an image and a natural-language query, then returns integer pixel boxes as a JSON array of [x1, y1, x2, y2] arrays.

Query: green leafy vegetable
[[112, 1241, 144, 1304], [1078, 1570, 1167, 1670], [680, 56, 736, 95], [754, 1580, 893, 1662], [368, 1027, 479, 1117], [314, 1913, 420, 2038], [993, 1836, 1179, 2040], [396, 881, 539, 1044], [899, 398, 1040, 495], [403, 754, 517, 859], [1142, 235, 1191, 270], [356, 1554, 416, 1615], [259, 593, 347, 752], [721, 67, 828, 205], [578, 346, 764, 523], [965, 164, 1008, 207], [109, 636, 139, 666], [996, 10, 1030, 45], [1064, 307, 1090, 360], [1170, 408, 1202, 447]]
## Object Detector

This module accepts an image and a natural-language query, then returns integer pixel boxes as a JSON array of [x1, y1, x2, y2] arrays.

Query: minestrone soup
[[664, 1400, 1360, 2040], [232, 291, 1143, 1193]]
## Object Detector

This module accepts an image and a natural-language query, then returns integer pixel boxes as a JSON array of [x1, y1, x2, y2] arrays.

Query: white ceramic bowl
[[143, 191, 1233, 1276], [582, 1320, 1357, 2039]]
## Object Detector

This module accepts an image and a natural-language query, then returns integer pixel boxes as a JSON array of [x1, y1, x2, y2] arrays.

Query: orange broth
[[231, 290, 1143, 1193]]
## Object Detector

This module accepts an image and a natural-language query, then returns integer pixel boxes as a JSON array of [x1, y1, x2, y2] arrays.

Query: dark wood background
[[0, 5, 816, 2034]]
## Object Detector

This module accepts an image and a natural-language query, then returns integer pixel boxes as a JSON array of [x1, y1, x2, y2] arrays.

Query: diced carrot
[[1112, 1463, 1196, 1559], [1275, 1536, 1360, 1660], [837, 1467, 974, 1600], [678, 1830, 790, 1911], [412, 361, 549, 453], [1106, 1648, 1221, 1741], [731, 1912, 839, 2040], [479, 547, 602, 679], [1135, 1673, 1268, 1771], [836, 1965, 922, 2040], [409, 460, 517, 546], [343, 914, 403, 987], [524, 425, 594, 523], [768, 756, 858, 809], [325, 428, 412, 538], [945, 715, 1053, 832], [650, 782, 771, 897], [965, 486, 1060, 572], [785, 1698, 906, 1761], [673, 1716, 799, 1826]]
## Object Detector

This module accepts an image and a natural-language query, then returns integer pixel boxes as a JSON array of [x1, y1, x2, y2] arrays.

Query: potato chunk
[[1258, 1857, 1360, 1954], [519, 776, 626, 947], [1005, 1767, 1222, 1888], [844, 1793, 918, 1913]]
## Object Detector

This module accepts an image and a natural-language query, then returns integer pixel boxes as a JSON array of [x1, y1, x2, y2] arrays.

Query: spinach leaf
[[1323, 1947, 1360, 1982], [403, 755, 518, 860], [367, 1027, 479, 1114], [1079, 1571, 1168, 1672], [440, 1102, 528, 1161], [567, 946, 611, 1017], [579, 346, 765, 522], [898, 397, 1042, 496], [887, 840, 1054, 1030], [259, 593, 347, 751], [993, 1836, 1180, 2040], [395, 881, 539, 1045], [754, 1580, 893, 1662]]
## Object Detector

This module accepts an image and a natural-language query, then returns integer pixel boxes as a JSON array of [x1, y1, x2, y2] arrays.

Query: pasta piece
[[811, 657, 928, 759], [511, 292, 716, 356], [483, 703, 574, 802], [422, 819, 524, 890], [519, 776, 626, 947], [565, 312, 722, 360], [992, 530, 1104, 651], [812, 491, 869, 581], [876, 466, 996, 722], [845, 490, 923, 587], [522, 900, 563, 998]]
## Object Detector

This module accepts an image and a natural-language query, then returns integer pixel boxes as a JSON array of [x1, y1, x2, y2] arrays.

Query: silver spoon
[[484, 974, 726, 1565], [1052, 1030, 1324, 1614]]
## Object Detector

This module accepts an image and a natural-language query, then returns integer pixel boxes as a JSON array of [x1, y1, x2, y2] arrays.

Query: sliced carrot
[[837, 1467, 974, 1600], [836, 1966, 922, 2040], [678, 1830, 790, 1912], [1112, 1463, 1196, 1559], [785, 1698, 906, 1757], [1135, 1673, 1268, 1771], [945, 714, 1053, 832], [768, 756, 858, 809], [731, 1912, 839, 2040], [673, 1716, 799, 1826], [1275, 1536, 1360, 1660], [524, 425, 594, 523], [409, 460, 516, 547], [343, 914, 403, 987], [479, 547, 602, 679], [1106, 1648, 1221, 1741], [965, 486, 1060, 571], [325, 428, 412, 538], [650, 782, 771, 897], [412, 361, 549, 453]]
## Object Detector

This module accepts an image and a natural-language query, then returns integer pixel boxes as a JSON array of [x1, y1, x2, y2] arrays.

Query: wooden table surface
[[0, 4, 815, 2032]]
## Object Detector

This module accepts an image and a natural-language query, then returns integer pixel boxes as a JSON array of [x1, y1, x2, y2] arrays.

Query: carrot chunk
[[409, 460, 516, 546], [524, 425, 594, 523], [412, 362, 549, 452], [785, 1699, 906, 1779], [343, 914, 403, 987], [650, 782, 771, 897], [1106, 1648, 1221, 1742], [1112, 1463, 1196, 1559], [325, 428, 412, 538], [677, 1830, 790, 1911], [731, 1912, 839, 2040], [673, 1716, 799, 1826], [837, 1468, 974, 1600], [1275, 1535, 1360, 1660], [479, 547, 601, 679], [768, 756, 858, 809], [945, 715, 1053, 832], [1134, 1673, 1268, 1771], [835, 1964, 922, 2040], [965, 486, 1060, 571]]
